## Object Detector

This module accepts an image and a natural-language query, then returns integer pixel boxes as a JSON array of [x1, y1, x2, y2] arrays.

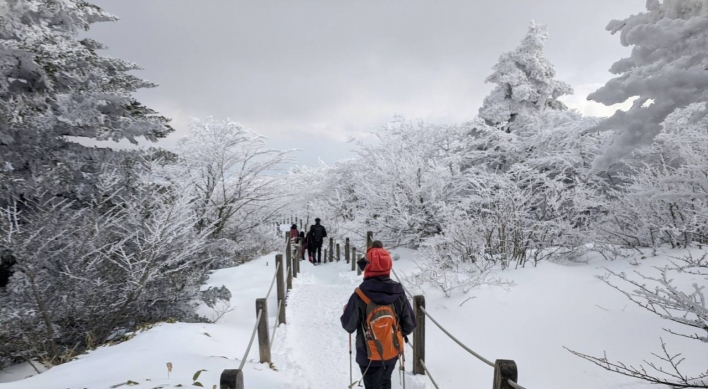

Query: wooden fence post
[[336, 243, 341, 262], [329, 238, 334, 262], [413, 295, 425, 375], [366, 231, 373, 249], [356, 246, 362, 276], [493, 360, 518, 389], [352, 247, 357, 272], [324, 249, 328, 263], [276, 254, 286, 325], [345, 238, 350, 264], [286, 239, 293, 290], [220, 369, 244, 389], [256, 298, 271, 363]]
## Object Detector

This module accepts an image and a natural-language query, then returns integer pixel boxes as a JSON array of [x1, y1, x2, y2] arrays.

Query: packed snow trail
[[272, 260, 425, 389]]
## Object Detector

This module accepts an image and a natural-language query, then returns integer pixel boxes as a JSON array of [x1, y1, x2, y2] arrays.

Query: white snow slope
[[1, 246, 706, 389]]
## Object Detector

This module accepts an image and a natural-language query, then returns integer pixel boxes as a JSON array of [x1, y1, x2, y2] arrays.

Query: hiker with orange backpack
[[340, 241, 416, 389]]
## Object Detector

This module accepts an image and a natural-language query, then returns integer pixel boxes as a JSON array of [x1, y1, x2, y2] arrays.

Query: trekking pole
[[349, 334, 353, 387], [400, 353, 406, 389]]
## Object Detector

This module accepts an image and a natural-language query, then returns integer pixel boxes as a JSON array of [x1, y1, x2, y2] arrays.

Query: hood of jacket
[[358, 276, 404, 305]]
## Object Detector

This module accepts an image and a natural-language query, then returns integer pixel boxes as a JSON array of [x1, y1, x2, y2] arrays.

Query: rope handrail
[[391, 264, 530, 388], [418, 306, 495, 367], [419, 360, 441, 389], [390, 268, 413, 298], [391, 268, 495, 368], [270, 299, 283, 348], [239, 308, 263, 370], [265, 261, 281, 299]]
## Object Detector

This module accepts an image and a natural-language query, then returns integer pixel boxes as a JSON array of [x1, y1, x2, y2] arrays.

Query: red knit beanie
[[364, 247, 392, 278]]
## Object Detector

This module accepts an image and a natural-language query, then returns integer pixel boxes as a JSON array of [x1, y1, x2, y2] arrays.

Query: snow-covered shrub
[[598, 103, 708, 249], [0, 160, 214, 367], [568, 251, 708, 387], [406, 235, 512, 298]]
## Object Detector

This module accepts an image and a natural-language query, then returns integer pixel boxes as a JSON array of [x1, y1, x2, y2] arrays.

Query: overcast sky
[[87, 0, 644, 166]]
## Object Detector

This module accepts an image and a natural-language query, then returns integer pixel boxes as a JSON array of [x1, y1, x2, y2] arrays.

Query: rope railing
[[221, 232, 302, 389], [390, 268, 413, 298], [265, 261, 280, 299], [270, 299, 283, 348], [238, 308, 263, 371], [418, 305, 495, 367], [419, 360, 441, 389], [373, 233, 524, 389]]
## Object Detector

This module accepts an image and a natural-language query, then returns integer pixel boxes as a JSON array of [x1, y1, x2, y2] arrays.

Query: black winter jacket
[[310, 223, 327, 245], [340, 276, 416, 367]]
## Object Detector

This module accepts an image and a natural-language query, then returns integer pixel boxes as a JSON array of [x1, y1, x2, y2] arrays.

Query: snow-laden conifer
[[479, 21, 573, 133], [587, 0, 708, 172]]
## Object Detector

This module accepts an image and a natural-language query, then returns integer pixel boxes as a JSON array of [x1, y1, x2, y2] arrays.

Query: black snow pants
[[360, 363, 396, 389], [315, 243, 322, 263]]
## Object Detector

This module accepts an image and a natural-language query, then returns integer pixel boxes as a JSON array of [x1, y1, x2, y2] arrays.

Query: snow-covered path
[[273, 260, 425, 389]]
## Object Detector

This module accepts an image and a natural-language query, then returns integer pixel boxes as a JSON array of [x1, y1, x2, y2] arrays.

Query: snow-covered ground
[[0, 252, 290, 389], [387, 246, 707, 389], [1, 246, 705, 389]]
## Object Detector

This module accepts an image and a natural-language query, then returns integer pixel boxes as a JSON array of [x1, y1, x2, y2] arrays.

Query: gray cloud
[[87, 0, 644, 165]]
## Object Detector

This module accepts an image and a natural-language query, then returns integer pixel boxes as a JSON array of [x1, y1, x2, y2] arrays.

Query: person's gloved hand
[[356, 256, 368, 272]]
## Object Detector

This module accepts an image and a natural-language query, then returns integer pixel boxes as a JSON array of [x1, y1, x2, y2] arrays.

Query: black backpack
[[311, 224, 326, 244]]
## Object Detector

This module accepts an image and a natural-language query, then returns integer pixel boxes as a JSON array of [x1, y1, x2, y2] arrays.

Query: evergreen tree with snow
[[587, 0, 708, 172], [0, 0, 172, 203], [478, 21, 573, 133]]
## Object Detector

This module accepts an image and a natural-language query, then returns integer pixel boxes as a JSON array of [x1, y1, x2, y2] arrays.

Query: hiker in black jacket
[[340, 241, 416, 389], [309, 218, 327, 264]]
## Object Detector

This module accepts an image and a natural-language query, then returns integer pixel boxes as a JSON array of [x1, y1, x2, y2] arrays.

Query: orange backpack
[[355, 288, 404, 362]]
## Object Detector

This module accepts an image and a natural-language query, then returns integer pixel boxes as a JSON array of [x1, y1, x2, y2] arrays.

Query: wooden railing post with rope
[[354, 230, 527, 389], [221, 234, 304, 389], [345, 238, 350, 264], [276, 254, 286, 325], [413, 295, 425, 375], [286, 239, 293, 289], [256, 298, 270, 363]]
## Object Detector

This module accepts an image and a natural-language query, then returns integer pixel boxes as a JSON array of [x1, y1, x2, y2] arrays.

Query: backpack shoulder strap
[[355, 288, 372, 305]]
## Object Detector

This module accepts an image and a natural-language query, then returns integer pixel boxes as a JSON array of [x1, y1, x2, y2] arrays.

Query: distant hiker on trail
[[305, 230, 315, 263], [309, 218, 327, 264], [340, 241, 416, 389], [290, 224, 299, 242], [299, 231, 306, 260]]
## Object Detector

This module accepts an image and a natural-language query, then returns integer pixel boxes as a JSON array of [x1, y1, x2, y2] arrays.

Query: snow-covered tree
[[478, 21, 573, 133], [174, 117, 290, 263], [586, 0, 708, 172], [0, 0, 172, 203], [349, 117, 467, 246]]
